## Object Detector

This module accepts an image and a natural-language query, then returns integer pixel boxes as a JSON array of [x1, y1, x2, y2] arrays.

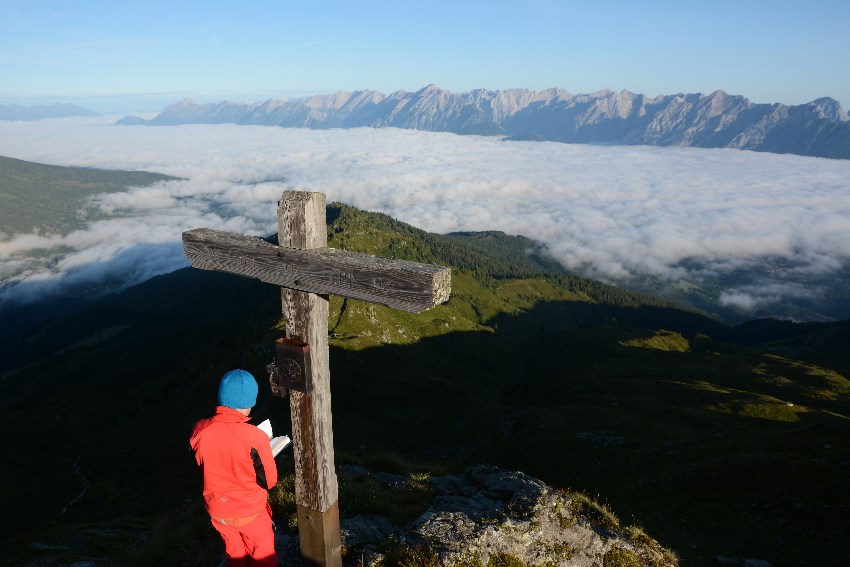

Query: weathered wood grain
[[182, 228, 451, 313], [284, 288, 337, 511], [278, 190, 325, 250], [279, 193, 339, 567]]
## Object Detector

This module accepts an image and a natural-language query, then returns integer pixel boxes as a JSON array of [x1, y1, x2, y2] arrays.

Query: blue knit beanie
[[218, 369, 258, 409]]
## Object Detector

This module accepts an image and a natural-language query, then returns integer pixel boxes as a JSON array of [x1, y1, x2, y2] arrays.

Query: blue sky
[[1, 0, 849, 112]]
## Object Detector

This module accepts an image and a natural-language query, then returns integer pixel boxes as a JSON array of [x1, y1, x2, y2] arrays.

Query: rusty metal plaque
[[274, 338, 312, 393]]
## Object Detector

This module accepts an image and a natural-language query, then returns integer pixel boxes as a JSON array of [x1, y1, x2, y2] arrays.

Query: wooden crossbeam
[[182, 228, 451, 313]]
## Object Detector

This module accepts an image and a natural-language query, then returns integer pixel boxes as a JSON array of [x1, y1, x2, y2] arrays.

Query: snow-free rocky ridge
[[118, 85, 850, 159]]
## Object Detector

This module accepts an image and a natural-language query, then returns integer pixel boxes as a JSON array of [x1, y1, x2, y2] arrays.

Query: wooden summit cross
[[182, 191, 451, 566]]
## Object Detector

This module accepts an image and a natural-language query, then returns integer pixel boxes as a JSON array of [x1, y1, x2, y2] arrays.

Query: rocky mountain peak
[[116, 85, 850, 159], [417, 83, 443, 95], [171, 98, 197, 107], [808, 97, 848, 122]]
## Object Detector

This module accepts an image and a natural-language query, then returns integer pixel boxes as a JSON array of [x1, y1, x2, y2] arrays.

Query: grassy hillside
[[1, 203, 848, 566], [0, 155, 175, 237]]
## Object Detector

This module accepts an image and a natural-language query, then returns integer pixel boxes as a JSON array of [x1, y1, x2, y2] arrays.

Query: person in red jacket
[[190, 369, 278, 567]]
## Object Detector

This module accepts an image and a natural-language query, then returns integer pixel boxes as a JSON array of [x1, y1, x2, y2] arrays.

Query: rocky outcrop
[[117, 86, 850, 159], [338, 465, 677, 567]]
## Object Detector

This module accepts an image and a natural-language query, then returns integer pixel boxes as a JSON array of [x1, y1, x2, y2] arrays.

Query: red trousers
[[210, 508, 277, 567]]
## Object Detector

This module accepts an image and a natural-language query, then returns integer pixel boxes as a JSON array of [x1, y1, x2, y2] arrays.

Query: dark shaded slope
[[0, 269, 280, 542]]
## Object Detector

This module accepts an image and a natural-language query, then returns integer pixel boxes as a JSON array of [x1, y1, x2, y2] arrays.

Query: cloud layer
[[1, 117, 849, 316]]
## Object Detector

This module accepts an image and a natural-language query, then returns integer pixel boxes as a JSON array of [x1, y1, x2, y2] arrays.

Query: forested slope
[[0, 155, 175, 236]]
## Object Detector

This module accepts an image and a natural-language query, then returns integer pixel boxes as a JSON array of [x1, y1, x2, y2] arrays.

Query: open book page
[[270, 435, 291, 457], [258, 419, 291, 457], [257, 419, 273, 438]]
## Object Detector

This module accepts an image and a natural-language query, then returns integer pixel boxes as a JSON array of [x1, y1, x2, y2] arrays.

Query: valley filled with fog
[[2, 117, 849, 321]]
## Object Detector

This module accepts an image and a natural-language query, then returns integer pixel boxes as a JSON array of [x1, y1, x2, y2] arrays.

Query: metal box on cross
[[274, 337, 312, 393]]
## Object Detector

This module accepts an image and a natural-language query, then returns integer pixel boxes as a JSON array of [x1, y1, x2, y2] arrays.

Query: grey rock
[[467, 464, 546, 497], [429, 474, 477, 497], [412, 510, 480, 550], [338, 465, 677, 567], [119, 86, 850, 159]]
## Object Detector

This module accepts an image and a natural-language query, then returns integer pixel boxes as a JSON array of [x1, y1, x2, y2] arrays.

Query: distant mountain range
[[118, 84, 850, 159], [0, 102, 99, 121]]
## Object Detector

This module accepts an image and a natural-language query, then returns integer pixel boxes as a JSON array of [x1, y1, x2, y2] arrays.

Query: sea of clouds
[[1, 117, 850, 316]]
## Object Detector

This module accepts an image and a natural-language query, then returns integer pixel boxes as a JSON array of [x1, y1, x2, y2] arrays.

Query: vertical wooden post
[[278, 191, 342, 566]]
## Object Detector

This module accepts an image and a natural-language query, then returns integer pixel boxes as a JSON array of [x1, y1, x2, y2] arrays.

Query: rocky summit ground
[[272, 465, 678, 567]]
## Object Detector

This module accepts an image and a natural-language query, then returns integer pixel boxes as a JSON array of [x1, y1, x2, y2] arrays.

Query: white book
[[257, 419, 291, 458]]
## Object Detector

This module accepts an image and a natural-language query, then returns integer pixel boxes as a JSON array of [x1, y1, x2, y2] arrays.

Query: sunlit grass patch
[[327, 273, 489, 350], [620, 330, 690, 352], [753, 354, 850, 402], [675, 379, 733, 394], [708, 396, 808, 422], [566, 491, 620, 531], [623, 524, 660, 551]]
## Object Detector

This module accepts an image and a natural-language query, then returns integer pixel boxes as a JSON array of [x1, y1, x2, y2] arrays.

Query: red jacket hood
[[213, 405, 251, 423]]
